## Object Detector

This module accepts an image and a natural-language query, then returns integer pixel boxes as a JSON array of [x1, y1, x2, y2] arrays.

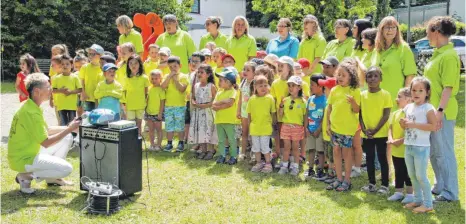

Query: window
[[191, 0, 200, 14]]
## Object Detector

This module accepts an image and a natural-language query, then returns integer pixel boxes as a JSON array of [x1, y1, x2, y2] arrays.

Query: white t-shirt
[[403, 103, 435, 147]]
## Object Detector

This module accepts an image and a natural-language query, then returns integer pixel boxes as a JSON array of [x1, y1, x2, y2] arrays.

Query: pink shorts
[[280, 124, 304, 141]]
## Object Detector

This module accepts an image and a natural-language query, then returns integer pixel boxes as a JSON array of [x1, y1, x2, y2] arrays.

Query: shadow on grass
[[1, 189, 70, 215]]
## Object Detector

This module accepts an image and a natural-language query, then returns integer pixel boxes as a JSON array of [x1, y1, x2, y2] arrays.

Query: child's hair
[[167, 56, 181, 65], [60, 54, 72, 63], [205, 41, 216, 49], [253, 75, 269, 95], [255, 65, 274, 86], [19, 53, 41, 73], [365, 66, 383, 81], [148, 44, 160, 50], [241, 61, 257, 94], [212, 47, 227, 55], [116, 15, 134, 30], [410, 76, 431, 101], [73, 49, 88, 63], [51, 55, 63, 64], [198, 64, 215, 84], [191, 51, 206, 63], [310, 74, 326, 91], [283, 64, 294, 80], [150, 69, 163, 78], [126, 54, 144, 77], [121, 42, 136, 53], [243, 61, 257, 74], [52, 44, 69, 57], [337, 58, 364, 89], [398, 87, 411, 98]]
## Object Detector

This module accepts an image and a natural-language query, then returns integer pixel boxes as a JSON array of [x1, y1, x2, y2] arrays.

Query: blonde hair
[[121, 42, 136, 53], [278, 18, 292, 32], [212, 47, 227, 55], [116, 15, 133, 30], [150, 69, 163, 77], [302, 15, 322, 40], [231, 16, 250, 36], [52, 44, 69, 57], [148, 44, 160, 50], [375, 16, 404, 52]]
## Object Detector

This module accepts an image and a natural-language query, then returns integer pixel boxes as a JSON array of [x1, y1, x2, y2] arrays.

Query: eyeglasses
[[204, 22, 212, 26], [191, 60, 201, 63], [277, 25, 288, 28], [383, 26, 397, 31], [289, 100, 295, 110], [88, 52, 97, 57]]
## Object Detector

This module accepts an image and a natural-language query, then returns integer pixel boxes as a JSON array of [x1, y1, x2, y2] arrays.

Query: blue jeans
[[430, 117, 458, 201], [405, 145, 433, 208]]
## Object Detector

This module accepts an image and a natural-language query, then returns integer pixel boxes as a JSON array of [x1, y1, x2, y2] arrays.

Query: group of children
[[16, 35, 437, 214]]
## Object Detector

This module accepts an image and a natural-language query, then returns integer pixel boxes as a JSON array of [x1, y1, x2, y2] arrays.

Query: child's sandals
[[336, 181, 352, 192], [326, 180, 341, 190], [412, 205, 434, 214], [203, 150, 215, 160]]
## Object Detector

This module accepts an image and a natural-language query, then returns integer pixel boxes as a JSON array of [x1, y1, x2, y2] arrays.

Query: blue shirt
[[266, 33, 299, 58], [307, 94, 327, 132]]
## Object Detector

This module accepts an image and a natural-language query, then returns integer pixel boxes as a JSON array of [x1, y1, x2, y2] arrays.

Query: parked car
[[413, 36, 465, 74]]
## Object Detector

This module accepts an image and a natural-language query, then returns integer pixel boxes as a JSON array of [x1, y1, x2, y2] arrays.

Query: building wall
[[185, 0, 246, 30], [393, 1, 465, 25], [450, 0, 465, 22]]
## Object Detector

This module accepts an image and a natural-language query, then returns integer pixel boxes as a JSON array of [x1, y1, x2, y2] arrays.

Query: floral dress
[[188, 82, 218, 144]]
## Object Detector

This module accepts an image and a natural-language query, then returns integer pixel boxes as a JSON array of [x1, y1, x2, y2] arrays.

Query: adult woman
[[424, 16, 460, 203], [352, 19, 373, 60], [8, 73, 79, 193], [199, 16, 228, 50], [116, 15, 144, 57], [372, 16, 416, 101], [156, 14, 197, 73], [225, 16, 257, 72], [266, 18, 299, 58], [360, 28, 378, 69], [322, 19, 354, 62], [297, 15, 327, 74]]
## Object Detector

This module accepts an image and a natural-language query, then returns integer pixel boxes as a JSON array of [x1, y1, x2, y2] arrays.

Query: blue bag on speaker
[[89, 108, 116, 125]]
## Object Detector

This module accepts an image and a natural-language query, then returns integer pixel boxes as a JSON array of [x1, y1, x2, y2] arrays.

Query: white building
[[393, 0, 465, 25]]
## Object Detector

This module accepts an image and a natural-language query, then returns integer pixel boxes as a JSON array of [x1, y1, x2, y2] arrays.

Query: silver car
[[416, 35, 465, 74]]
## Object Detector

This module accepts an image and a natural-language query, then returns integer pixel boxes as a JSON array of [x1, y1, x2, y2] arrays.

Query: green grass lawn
[[1, 81, 464, 223], [1, 81, 16, 93]]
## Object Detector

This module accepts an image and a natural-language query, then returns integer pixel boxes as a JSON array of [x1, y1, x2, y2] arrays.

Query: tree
[[1, 0, 192, 80], [375, 0, 392, 25]]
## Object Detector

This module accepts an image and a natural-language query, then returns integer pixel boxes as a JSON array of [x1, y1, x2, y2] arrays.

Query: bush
[[456, 21, 465, 35], [400, 20, 466, 43], [255, 37, 270, 50]]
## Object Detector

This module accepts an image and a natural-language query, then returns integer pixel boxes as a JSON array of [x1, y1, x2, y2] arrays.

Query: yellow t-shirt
[[79, 63, 103, 102], [390, 109, 406, 158], [52, 74, 82, 111], [297, 33, 327, 74], [214, 89, 237, 124], [119, 29, 144, 54], [281, 97, 306, 126], [301, 79, 310, 98], [270, 79, 289, 121], [147, 86, 166, 115], [360, 89, 393, 138], [94, 80, 123, 100], [124, 75, 150, 110], [164, 73, 189, 107], [328, 85, 361, 136], [157, 65, 170, 78], [322, 106, 330, 141], [8, 99, 48, 172], [247, 94, 276, 136], [144, 60, 159, 76]]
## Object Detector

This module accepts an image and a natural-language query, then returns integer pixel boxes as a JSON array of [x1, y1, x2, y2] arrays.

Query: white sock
[[291, 162, 299, 169], [353, 166, 361, 172], [282, 162, 289, 167], [405, 193, 414, 197]]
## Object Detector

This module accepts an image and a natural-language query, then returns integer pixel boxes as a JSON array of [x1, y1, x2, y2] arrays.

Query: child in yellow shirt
[[145, 70, 166, 151], [94, 63, 123, 120], [161, 56, 190, 152], [144, 44, 160, 76], [157, 47, 171, 77], [124, 55, 149, 136], [52, 55, 82, 125], [80, 44, 104, 111]]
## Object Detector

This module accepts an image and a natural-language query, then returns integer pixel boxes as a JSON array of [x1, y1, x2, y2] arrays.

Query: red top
[[17, 71, 28, 102]]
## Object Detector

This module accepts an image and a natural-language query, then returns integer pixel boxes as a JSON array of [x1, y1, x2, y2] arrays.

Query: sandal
[[336, 181, 352, 192], [326, 180, 341, 190], [404, 202, 422, 210], [412, 205, 434, 214]]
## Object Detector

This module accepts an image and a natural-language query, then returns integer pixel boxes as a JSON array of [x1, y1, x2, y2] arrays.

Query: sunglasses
[[88, 52, 97, 57], [289, 100, 295, 110]]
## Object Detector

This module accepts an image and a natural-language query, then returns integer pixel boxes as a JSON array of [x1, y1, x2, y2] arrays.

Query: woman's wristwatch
[[437, 107, 444, 112]]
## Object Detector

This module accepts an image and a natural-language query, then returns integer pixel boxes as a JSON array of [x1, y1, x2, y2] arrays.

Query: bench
[[36, 59, 51, 75]]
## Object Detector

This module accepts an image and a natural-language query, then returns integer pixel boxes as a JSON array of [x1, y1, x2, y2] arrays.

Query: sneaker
[[227, 157, 237, 165], [290, 166, 299, 176], [361, 184, 377, 193], [377, 186, 390, 195], [433, 195, 452, 203], [401, 194, 415, 204], [350, 169, 362, 178], [197, 151, 207, 159], [313, 169, 327, 181], [251, 163, 264, 172], [324, 176, 337, 184], [278, 166, 289, 175], [153, 146, 161, 152], [148, 145, 156, 151], [238, 153, 246, 162], [176, 143, 184, 152], [305, 168, 315, 178], [261, 164, 273, 173], [164, 144, 173, 152], [216, 156, 226, 164], [387, 192, 404, 201]]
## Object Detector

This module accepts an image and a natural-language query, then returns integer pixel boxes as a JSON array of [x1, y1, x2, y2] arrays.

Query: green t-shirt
[[323, 37, 355, 62], [119, 29, 144, 54], [389, 109, 406, 158], [8, 99, 48, 172], [199, 32, 228, 50], [156, 29, 197, 74], [225, 34, 257, 72], [424, 43, 460, 120], [371, 42, 417, 101], [352, 48, 365, 61], [297, 33, 327, 74], [360, 89, 393, 138]]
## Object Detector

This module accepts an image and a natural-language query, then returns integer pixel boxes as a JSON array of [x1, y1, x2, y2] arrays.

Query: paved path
[[1, 93, 57, 146]]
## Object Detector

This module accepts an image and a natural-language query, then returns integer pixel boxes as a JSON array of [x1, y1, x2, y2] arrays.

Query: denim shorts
[[165, 106, 186, 132], [331, 132, 353, 148]]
